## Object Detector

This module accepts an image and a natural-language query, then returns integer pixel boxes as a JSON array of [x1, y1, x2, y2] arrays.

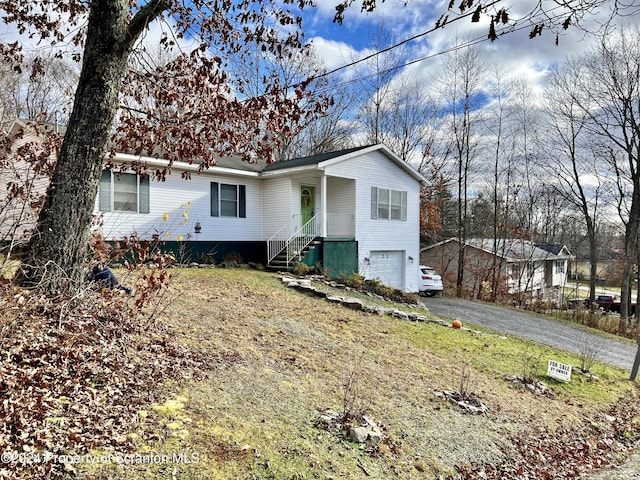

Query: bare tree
[[352, 23, 406, 145], [483, 68, 516, 300], [561, 28, 640, 331], [285, 76, 359, 158], [544, 61, 613, 308], [435, 43, 486, 297], [0, 65, 21, 131], [508, 77, 546, 237], [376, 76, 441, 162], [222, 40, 333, 161], [0, 53, 77, 131]]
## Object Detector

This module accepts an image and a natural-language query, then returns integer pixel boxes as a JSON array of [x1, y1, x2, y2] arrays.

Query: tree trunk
[[16, 0, 166, 292], [620, 195, 640, 333], [586, 218, 597, 309]]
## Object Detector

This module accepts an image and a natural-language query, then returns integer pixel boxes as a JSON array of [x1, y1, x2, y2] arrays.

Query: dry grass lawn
[[81, 268, 639, 480]]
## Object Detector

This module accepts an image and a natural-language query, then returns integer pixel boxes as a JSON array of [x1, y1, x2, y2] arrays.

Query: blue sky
[[2, 0, 637, 107], [293, 0, 639, 95]]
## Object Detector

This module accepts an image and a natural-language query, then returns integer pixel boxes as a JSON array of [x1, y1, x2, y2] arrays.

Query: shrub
[[222, 251, 243, 267], [293, 261, 311, 276]]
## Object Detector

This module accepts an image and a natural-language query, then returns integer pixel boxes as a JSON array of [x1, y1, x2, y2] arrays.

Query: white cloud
[[305, 0, 640, 104], [307, 36, 357, 72]]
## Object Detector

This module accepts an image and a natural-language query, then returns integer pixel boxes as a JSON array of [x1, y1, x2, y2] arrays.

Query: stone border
[[281, 276, 455, 328]]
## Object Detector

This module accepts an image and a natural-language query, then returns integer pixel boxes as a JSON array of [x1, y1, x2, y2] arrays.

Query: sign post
[[630, 336, 640, 381]]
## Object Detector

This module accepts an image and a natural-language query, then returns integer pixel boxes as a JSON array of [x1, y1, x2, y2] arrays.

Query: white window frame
[[371, 187, 407, 221], [210, 182, 246, 218], [99, 171, 149, 214]]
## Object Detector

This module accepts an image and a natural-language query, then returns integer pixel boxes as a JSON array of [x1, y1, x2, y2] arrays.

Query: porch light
[[408, 256, 414, 262], [194, 221, 202, 234]]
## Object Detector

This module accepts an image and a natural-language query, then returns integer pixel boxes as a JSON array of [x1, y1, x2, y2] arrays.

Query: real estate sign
[[547, 359, 572, 382]]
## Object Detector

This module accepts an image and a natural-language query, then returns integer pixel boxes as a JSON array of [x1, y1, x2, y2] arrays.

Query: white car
[[419, 265, 443, 297]]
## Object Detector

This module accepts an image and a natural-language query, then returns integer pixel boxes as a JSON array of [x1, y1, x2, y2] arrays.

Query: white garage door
[[369, 251, 404, 290]]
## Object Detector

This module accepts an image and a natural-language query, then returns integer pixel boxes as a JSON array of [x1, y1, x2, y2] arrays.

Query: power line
[[311, 3, 573, 94], [317, 0, 506, 79]]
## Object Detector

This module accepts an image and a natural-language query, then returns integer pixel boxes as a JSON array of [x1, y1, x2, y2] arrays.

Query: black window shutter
[[211, 182, 219, 217], [239, 185, 246, 218]]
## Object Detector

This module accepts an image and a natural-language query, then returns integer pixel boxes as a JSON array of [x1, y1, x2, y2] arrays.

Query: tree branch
[[125, 0, 172, 49]]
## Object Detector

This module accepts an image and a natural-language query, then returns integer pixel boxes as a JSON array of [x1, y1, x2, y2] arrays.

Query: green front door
[[301, 185, 315, 226]]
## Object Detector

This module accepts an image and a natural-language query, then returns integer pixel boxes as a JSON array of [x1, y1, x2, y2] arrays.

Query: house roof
[[4, 119, 428, 184], [422, 237, 574, 262], [262, 145, 373, 172], [201, 145, 374, 174], [210, 155, 265, 173], [262, 144, 429, 185]]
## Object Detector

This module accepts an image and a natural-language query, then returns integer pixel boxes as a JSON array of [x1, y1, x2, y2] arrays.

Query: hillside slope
[[3, 268, 639, 479], [95, 269, 640, 480]]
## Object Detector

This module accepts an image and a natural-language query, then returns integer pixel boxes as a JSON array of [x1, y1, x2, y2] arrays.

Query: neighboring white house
[[1, 120, 428, 292], [421, 237, 574, 300]]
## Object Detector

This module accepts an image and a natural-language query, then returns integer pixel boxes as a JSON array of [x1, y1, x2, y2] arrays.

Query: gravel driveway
[[421, 296, 638, 371]]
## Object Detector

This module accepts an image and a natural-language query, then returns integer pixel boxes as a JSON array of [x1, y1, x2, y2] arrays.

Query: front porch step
[[267, 239, 320, 272]]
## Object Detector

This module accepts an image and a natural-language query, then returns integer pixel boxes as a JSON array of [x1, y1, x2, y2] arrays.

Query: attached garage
[[368, 250, 405, 290]]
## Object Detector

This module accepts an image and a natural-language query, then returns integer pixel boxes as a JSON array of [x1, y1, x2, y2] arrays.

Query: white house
[[97, 145, 427, 292], [1, 121, 427, 292]]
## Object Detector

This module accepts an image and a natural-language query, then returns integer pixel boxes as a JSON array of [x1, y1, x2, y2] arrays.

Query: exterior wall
[[326, 176, 355, 237], [325, 150, 421, 292], [262, 176, 292, 238], [550, 259, 568, 287], [96, 169, 264, 242], [0, 123, 55, 244]]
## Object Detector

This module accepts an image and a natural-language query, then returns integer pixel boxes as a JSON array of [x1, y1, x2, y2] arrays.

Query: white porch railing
[[267, 213, 354, 268], [267, 221, 296, 264], [267, 215, 318, 266], [286, 216, 318, 267]]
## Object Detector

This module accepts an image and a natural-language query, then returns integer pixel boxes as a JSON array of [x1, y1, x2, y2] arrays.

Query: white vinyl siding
[[263, 177, 292, 239], [97, 169, 262, 241], [326, 177, 355, 237], [325, 150, 421, 292]]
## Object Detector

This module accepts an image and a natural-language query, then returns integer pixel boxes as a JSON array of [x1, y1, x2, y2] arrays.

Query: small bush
[[521, 351, 542, 384], [222, 251, 243, 267], [344, 273, 365, 288], [293, 262, 311, 276], [341, 354, 370, 424], [199, 254, 217, 265]]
